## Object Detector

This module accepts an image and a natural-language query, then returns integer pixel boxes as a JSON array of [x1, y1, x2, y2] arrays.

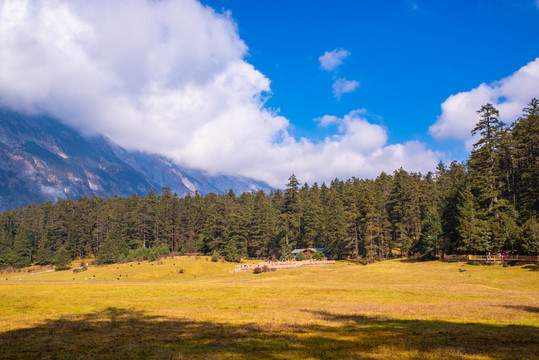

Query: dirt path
[[5, 269, 55, 279]]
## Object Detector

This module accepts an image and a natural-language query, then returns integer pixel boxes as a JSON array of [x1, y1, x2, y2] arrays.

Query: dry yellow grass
[[0, 257, 538, 359]]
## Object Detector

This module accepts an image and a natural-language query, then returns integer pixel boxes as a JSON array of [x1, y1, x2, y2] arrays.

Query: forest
[[0, 99, 537, 268]]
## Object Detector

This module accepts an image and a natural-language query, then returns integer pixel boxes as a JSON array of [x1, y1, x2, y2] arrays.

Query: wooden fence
[[235, 260, 336, 272], [444, 254, 539, 263]]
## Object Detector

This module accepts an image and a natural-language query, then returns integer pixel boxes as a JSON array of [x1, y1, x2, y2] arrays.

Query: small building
[[291, 248, 318, 257]]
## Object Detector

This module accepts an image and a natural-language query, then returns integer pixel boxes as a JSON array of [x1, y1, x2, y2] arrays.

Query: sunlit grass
[[0, 257, 537, 359]]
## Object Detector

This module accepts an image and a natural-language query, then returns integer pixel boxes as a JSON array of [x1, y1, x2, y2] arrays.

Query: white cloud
[[319, 48, 350, 72], [0, 0, 441, 187], [332, 78, 360, 99], [280, 110, 442, 184], [314, 115, 339, 127], [429, 58, 539, 148]]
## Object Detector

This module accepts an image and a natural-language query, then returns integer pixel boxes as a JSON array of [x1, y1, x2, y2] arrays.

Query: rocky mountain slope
[[0, 108, 272, 212]]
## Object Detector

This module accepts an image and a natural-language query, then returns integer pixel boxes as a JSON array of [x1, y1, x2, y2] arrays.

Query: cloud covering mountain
[[0, 0, 446, 187], [0, 108, 273, 212]]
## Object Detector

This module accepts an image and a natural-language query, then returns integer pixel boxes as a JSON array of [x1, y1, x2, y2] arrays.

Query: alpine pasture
[[0, 256, 538, 359]]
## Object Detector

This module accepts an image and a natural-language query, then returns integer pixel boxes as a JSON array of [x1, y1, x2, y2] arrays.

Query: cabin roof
[[291, 248, 318, 254]]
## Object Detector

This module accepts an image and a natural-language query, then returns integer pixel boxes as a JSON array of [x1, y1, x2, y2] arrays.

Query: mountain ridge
[[0, 108, 273, 212]]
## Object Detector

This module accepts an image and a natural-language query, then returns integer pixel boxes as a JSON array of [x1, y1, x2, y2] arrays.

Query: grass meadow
[[0, 256, 538, 359]]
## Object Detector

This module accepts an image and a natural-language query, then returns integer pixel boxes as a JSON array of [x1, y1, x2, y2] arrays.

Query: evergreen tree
[[11, 227, 33, 267], [53, 246, 72, 270], [440, 161, 467, 254], [389, 169, 421, 255], [223, 211, 248, 262], [97, 229, 128, 264], [300, 183, 324, 249], [279, 174, 302, 253], [488, 199, 519, 253], [324, 187, 348, 259], [201, 193, 227, 254], [418, 208, 442, 259], [519, 217, 539, 255], [373, 173, 393, 258], [35, 239, 54, 265], [513, 99, 539, 221], [468, 103, 505, 211], [359, 181, 381, 261], [250, 190, 276, 257], [456, 185, 490, 254]]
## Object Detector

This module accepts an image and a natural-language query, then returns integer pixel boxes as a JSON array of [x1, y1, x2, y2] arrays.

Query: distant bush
[[124, 245, 171, 263], [280, 253, 291, 261], [295, 252, 306, 261], [148, 248, 159, 262], [253, 265, 270, 274], [312, 252, 325, 260], [211, 251, 219, 262], [73, 267, 88, 274]]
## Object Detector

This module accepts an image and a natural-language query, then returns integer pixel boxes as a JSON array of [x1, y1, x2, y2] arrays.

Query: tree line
[[0, 99, 537, 267]]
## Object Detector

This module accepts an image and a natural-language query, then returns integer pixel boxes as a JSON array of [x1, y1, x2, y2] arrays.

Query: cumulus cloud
[[299, 110, 441, 182], [429, 58, 539, 148], [319, 48, 350, 72], [0, 0, 440, 187], [332, 78, 360, 99]]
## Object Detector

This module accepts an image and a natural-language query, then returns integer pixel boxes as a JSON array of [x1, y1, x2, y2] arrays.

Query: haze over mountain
[[0, 108, 273, 212]]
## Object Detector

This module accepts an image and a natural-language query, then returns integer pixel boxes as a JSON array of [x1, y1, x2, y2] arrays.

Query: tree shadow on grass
[[496, 305, 539, 314], [522, 264, 539, 271], [1, 308, 538, 360], [395, 258, 425, 263]]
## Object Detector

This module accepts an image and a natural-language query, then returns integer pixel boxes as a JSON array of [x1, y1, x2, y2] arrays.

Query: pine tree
[[468, 103, 505, 211], [250, 190, 276, 258], [440, 161, 467, 254], [418, 208, 442, 259], [97, 229, 128, 264], [359, 181, 381, 261], [11, 226, 33, 267], [389, 169, 421, 256], [519, 217, 539, 255], [374, 173, 393, 259], [279, 174, 302, 253], [324, 187, 348, 259], [488, 199, 519, 253], [223, 211, 248, 262], [300, 183, 323, 249], [456, 185, 490, 254], [35, 238, 54, 265], [513, 98, 539, 222], [53, 246, 72, 270], [201, 194, 227, 254]]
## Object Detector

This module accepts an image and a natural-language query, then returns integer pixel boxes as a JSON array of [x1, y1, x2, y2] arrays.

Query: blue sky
[[202, 0, 539, 161], [1, 0, 538, 186]]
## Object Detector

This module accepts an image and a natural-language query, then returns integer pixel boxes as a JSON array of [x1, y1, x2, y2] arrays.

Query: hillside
[[0, 108, 273, 212]]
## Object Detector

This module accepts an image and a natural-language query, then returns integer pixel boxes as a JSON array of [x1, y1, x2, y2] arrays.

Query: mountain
[[0, 108, 273, 212]]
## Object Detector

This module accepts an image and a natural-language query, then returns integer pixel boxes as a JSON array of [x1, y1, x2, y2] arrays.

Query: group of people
[[485, 251, 518, 260]]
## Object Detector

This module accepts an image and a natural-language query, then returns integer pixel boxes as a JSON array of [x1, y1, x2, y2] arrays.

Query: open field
[[0, 257, 538, 359]]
